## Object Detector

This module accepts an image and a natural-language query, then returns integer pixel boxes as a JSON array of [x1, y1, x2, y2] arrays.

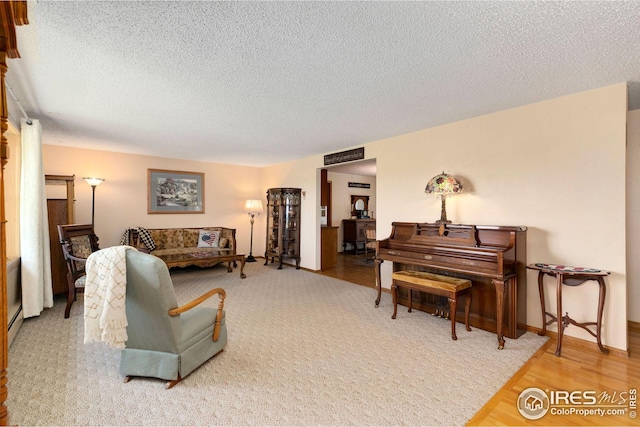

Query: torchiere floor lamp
[[244, 199, 263, 262], [83, 177, 105, 226]]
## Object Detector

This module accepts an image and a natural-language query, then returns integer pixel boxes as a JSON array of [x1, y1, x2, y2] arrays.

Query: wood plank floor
[[317, 254, 639, 426], [318, 251, 376, 288], [468, 326, 639, 426]]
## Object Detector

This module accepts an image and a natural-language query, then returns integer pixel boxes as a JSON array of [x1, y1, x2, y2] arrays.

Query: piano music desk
[[527, 263, 610, 357], [391, 270, 472, 341]]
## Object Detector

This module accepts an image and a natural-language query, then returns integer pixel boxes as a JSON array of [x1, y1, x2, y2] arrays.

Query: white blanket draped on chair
[[84, 246, 136, 349]]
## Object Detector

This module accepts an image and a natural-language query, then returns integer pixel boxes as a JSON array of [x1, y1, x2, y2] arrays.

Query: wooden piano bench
[[391, 270, 472, 340]]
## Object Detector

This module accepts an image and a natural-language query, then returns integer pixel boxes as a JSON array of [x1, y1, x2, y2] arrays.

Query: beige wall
[[627, 109, 640, 323], [370, 83, 628, 351], [262, 83, 628, 351], [259, 156, 320, 267], [36, 83, 629, 351], [41, 145, 262, 254]]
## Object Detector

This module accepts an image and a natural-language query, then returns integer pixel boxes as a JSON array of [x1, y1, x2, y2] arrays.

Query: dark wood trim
[[0, 4, 28, 424]]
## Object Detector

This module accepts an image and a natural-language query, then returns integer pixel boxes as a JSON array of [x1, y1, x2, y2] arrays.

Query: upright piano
[[375, 222, 527, 349]]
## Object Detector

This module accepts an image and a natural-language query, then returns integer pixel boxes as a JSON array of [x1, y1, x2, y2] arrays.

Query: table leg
[[374, 259, 383, 307], [493, 279, 506, 350], [596, 277, 609, 354], [537, 271, 547, 336], [238, 256, 246, 279], [555, 273, 564, 356]]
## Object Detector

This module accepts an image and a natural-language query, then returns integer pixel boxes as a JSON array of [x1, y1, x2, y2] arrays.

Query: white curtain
[[20, 118, 53, 317]]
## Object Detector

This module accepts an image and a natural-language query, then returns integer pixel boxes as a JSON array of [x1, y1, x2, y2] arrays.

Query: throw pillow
[[197, 229, 220, 248], [218, 237, 228, 248]]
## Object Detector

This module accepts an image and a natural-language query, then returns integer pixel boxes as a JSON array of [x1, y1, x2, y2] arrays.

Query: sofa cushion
[[183, 229, 199, 248], [219, 229, 235, 250], [197, 229, 220, 248], [150, 229, 184, 250]]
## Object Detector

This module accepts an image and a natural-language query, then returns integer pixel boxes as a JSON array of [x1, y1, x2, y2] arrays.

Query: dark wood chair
[[363, 224, 376, 262], [58, 224, 100, 318]]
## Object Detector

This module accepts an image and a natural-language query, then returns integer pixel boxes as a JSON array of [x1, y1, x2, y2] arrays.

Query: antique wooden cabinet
[[342, 219, 376, 253], [264, 188, 301, 269]]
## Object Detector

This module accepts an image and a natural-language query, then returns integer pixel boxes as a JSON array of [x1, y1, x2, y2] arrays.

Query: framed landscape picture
[[148, 169, 205, 214]]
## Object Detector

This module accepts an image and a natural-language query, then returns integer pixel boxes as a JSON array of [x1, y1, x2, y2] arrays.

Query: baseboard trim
[[629, 320, 640, 334], [525, 325, 629, 359]]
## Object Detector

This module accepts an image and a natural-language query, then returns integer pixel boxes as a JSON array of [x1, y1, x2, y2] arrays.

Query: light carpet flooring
[[7, 262, 547, 426]]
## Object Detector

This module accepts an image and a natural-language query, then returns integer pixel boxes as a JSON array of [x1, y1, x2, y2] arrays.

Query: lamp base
[[246, 255, 258, 263]]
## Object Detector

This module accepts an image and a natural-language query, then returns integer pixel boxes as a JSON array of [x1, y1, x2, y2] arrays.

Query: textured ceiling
[[6, 1, 640, 167]]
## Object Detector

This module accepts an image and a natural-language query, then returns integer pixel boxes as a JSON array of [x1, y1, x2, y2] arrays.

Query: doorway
[[318, 159, 377, 288]]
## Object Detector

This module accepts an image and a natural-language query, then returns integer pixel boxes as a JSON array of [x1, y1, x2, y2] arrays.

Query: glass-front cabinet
[[264, 188, 302, 269], [264, 188, 301, 269]]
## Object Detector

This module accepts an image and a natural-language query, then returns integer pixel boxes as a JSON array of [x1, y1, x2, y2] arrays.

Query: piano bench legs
[[391, 271, 472, 341]]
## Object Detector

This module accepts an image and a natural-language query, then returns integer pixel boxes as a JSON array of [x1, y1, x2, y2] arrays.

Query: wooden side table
[[527, 263, 610, 357]]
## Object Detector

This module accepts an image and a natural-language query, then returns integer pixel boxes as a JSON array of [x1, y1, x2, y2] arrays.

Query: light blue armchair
[[120, 250, 227, 388]]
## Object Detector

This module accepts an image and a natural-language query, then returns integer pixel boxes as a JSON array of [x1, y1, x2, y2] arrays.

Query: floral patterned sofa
[[125, 227, 240, 270]]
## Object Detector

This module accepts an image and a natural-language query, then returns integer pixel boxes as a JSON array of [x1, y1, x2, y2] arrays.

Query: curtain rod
[[5, 83, 32, 125]]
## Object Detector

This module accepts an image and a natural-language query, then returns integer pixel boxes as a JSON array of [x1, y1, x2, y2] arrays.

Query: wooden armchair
[[58, 224, 100, 318]]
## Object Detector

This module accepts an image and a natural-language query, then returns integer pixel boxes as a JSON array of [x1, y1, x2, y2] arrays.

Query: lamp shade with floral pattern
[[425, 172, 463, 223]]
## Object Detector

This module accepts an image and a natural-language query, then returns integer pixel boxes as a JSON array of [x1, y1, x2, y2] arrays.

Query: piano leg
[[448, 297, 458, 340], [374, 259, 383, 307], [391, 282, 398, 319], [493, 279, 507, 350], [465, 292, 472, 332]]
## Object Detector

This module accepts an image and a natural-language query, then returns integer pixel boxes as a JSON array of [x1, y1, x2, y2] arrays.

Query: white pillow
[[197, 229, 220, 248]]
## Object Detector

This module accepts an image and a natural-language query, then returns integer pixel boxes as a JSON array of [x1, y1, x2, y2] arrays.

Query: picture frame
[[148, 169, 205, 214]]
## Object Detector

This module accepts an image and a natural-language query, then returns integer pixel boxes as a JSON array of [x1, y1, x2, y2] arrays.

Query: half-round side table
[[527, 263, 610, 357]]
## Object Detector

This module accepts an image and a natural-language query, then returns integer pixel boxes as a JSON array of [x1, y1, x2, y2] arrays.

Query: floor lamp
[[245, 199, 263, 262], [83, 177, 105, 226]]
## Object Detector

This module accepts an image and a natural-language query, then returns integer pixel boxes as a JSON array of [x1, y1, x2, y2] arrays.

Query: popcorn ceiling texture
[[7, 1, 640, 166]]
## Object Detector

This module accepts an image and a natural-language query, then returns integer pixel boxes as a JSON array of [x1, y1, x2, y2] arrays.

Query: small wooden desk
[[527, 263, 609, 357]]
